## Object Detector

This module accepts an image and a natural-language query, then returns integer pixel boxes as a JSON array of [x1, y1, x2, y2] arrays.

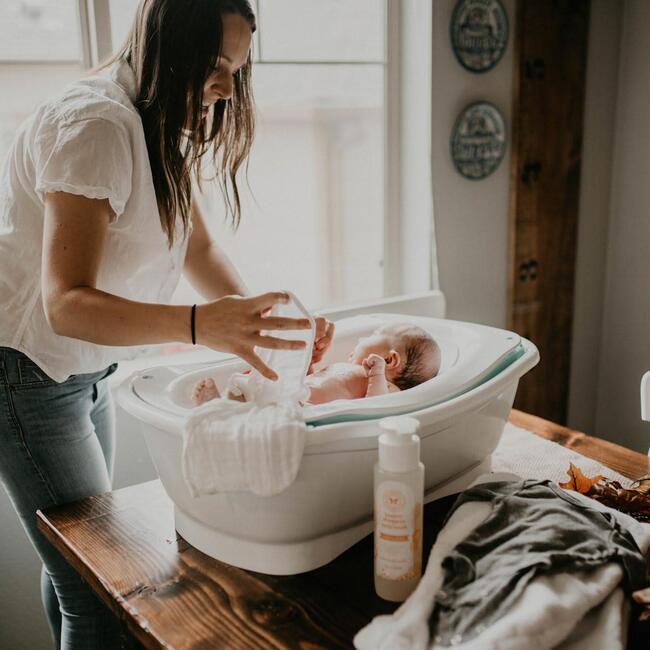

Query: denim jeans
[[0, 347, 123, 649]]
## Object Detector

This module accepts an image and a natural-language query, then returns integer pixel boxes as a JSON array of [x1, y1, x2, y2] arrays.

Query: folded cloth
[[182, 291, 314, 497], [355, 473, 650, 650], [182, 398, 306, 497]]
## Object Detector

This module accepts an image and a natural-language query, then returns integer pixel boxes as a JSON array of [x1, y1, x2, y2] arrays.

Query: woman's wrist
[[149, 302, 196, 346]]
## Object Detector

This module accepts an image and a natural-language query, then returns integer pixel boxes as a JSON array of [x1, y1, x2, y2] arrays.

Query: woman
[[0, 1, 333, 647]]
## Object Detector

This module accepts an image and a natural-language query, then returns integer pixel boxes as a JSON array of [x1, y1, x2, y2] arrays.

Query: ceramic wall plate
[[450, 101, 506, 180], [450, 0, 509, 73]]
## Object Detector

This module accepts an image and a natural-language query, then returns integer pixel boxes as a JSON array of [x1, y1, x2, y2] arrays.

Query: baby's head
[[349, 323, 441, 390]]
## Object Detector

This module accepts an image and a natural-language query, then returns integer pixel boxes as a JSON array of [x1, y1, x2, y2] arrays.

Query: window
[[0, 1, 83, 161], [0, 0, 81, 61], [109, 0, 387, 311], [1, 0, 435, 351]]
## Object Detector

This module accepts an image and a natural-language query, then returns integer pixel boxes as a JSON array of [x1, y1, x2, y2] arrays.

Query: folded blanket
[[181, 398, 306, 497], [354, 473, 650, 650]]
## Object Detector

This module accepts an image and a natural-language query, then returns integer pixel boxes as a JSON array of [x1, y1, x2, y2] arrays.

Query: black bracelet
[[190, 304, 197, 345]]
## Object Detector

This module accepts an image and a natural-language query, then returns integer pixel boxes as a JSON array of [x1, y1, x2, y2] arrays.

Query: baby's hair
[[387, 325, 440, 391]]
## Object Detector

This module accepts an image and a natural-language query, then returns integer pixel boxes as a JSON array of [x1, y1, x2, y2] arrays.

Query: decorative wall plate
[[450, 0, 509, 73], [450, 101, 506, 180]]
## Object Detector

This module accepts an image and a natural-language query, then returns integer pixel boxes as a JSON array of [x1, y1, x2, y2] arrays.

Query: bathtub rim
[[116, 336, 539, 452]]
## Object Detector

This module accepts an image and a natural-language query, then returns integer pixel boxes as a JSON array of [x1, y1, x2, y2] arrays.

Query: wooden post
[[508, 0, 591, 423]]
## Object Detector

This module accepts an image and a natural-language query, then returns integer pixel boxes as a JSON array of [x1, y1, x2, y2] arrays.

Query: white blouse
[[0, 59, 190, 382]]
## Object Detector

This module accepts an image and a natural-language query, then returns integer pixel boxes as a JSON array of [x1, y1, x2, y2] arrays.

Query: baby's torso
[[305, 363, 368, 404]]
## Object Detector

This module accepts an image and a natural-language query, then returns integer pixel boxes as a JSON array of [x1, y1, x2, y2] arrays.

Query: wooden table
[[37, 411, 650, 649]]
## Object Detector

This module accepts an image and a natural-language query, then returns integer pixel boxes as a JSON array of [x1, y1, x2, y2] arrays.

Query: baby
[[192, 323, 441, 406]]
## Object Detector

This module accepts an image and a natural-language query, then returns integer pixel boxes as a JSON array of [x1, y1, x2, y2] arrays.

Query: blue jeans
[[0, 347, 123, 649]]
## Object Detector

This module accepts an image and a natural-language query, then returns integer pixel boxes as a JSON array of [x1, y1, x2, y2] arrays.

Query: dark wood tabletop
[[37, 410, 650, 649]]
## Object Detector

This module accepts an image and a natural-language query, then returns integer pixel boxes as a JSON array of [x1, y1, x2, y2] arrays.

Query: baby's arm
[[363, 354, 391, 397]]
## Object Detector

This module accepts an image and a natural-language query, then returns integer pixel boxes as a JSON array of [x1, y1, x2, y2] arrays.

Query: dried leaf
[[559, 463, 604, 492], [559, 464, 650, 523]]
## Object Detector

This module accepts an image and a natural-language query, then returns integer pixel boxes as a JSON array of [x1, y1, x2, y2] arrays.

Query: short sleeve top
[[0, 59, 190, 382]]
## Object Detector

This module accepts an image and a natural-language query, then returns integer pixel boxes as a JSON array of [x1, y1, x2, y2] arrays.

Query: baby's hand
[[362, 353, 386, 376]]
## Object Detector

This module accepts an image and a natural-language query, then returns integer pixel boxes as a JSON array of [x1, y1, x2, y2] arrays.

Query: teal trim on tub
[[307, 343, 526, 428]]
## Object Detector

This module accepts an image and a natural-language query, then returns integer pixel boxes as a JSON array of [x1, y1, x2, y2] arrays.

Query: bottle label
[[375, 480, 421, 580]]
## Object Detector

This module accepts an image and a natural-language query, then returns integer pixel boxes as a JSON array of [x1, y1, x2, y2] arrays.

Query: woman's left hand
[[311, 316, 335, 365]]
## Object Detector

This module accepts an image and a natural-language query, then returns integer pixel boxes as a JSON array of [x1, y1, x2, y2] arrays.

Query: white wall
[[429, 0, 645, 454], [568, 0, 623, 433], [593, 0, 650, 453], [431, 0, 515, 328], [0, 499, 51, 648]]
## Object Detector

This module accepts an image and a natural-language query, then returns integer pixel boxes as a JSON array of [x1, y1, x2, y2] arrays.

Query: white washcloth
[[181, 398, 306, 497], [181, 291, 315, 497], [227, 290, 315, 405], [355, 470, 650, 650]]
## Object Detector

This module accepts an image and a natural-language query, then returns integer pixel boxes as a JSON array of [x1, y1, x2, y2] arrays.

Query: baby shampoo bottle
[[374, 416, 424, 602]]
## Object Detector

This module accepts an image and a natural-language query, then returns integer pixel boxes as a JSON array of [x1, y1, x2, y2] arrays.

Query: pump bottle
[[374, 416, 424, 602]]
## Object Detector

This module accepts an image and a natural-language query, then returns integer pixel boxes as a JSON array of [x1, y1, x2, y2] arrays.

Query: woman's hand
[[196, 292, 312, 380], [311, 316, 335, 365]]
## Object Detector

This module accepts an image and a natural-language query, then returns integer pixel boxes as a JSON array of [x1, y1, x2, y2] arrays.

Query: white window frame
[[82, 0, 437, 301], [385, 0, 436, 296], [78, 0, 113, 67]]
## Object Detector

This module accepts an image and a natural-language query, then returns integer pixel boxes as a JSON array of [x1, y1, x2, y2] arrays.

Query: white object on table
[[640, 370, 650, 455]]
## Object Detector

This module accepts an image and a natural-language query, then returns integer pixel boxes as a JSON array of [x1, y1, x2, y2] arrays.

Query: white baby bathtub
[[117, 309, 539, 575]]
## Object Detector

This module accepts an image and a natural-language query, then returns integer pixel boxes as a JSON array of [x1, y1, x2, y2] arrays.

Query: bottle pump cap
[[378, 416, 421, 473]]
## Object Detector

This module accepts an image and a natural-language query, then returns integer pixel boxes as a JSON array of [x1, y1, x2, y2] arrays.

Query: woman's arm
[[183, 195, 248, 300], [42, 192, 311, 379], [42, 192, 191, 346]]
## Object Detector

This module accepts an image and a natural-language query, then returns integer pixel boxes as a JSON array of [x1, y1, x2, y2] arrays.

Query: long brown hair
[[105, 0, 256, 246]]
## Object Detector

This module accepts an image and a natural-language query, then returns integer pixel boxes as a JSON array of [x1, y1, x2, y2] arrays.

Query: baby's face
[[348, 329, 395, 365]]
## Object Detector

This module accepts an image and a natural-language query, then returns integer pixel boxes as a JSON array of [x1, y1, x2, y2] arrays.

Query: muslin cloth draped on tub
[[181, 293, 316, 497]]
